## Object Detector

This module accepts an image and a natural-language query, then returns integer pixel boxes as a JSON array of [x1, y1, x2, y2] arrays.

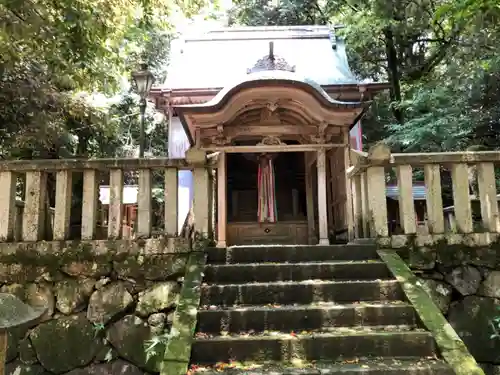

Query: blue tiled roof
[[386, 185, 426, 200], [163, 25, 359, 90]]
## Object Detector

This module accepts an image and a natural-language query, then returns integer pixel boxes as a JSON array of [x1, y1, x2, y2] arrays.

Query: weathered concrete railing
[[0, 151, 215, 243], [348, 143, 500, 243]]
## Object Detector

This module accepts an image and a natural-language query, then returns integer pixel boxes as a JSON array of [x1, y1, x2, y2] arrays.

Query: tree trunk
[[384, 27, 403, 123]]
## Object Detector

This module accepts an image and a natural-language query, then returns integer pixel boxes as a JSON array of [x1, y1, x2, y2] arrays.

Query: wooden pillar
[[360, 172, 370, 237], [352, 174, 363, 238], [217, 152, 227, 248], [304, 152, 316, 244], [343, 129, 354, 241], [317, 149, 329, 245]]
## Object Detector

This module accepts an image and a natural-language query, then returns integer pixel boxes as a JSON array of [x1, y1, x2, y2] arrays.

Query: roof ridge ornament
[[247, 41, 296, 74]]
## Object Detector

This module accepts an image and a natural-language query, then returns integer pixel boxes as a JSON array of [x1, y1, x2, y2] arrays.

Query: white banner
[[349, 121, 363, 151]]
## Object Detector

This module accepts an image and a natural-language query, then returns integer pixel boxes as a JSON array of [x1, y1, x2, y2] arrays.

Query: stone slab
[[200, 280, 405, 306], [197, 303, 416, 333], [205, 245, 379, 264], [203, 261, 391, 284], [191, 331, 437, 364]]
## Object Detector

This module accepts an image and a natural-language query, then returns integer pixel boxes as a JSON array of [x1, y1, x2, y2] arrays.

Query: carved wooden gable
[[177, 71, 366, 148]]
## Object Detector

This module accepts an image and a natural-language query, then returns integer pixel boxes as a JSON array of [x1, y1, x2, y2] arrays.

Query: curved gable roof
[[175, 70, 367, 113]]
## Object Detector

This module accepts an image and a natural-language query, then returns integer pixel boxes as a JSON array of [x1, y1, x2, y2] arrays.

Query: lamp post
[[132, 62, 155, 158]]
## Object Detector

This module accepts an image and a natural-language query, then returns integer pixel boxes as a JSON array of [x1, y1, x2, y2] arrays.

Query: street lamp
[[132, 62, 155, 158]]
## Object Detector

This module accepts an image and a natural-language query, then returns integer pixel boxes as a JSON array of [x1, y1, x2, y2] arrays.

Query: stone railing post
[[136, 168, 152, 238], [164, 167, 179, 237], [396, 164, 417, 234], [53, 170, 73, 240], [81, 169, 99, 240], [107, 169, 123, 239], [22, 171, 48, 241], [424, 164, 444, 234], [451, 163, 473, 233], [0, 172, 17, 242], [366, 143, 391, 237], [477, 162, 500, 232], [186, 148, 210, 237]]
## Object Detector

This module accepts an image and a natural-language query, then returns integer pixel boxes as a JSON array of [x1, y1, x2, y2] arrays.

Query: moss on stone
[[162, 252, 206, 375], [29, 314, 98, 374], [378, 249, 485, 375], [0, 238, 192, 281]]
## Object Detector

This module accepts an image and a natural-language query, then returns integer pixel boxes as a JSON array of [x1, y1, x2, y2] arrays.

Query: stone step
[[197, 302, 416, 333], [190, 330, 437, 364], [200, 280, 404, 306], [203, 261, 392, 284], [205, 245, 378, 264], [189, 358, 454, 374]]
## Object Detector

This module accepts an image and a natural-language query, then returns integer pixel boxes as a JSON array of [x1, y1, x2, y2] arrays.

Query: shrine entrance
[[174, 70, 368, 246], [226, 151, 309, 245]]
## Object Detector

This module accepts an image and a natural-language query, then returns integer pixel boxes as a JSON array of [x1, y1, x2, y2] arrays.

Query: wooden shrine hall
[[153, 26, 388, 246]]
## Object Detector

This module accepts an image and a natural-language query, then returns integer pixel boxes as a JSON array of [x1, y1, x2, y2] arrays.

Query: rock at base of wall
[[480, 363, 500, 375], [65, 359, 145, 375], [106, 315, 157, 372], [29, 314, 99, 374], [6, 362, 48, 375], [448, 296, 500, 363]]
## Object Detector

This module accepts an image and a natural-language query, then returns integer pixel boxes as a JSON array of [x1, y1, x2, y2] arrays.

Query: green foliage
[[490, 307, 500, 340], [144, 327, 180, 362], [0, 0, 211, 160], [228, 0, 500, 153]]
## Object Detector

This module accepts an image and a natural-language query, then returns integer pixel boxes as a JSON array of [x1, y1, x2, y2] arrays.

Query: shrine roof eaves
[[174, 71, 372, 145], [175, 71, 368, 113]]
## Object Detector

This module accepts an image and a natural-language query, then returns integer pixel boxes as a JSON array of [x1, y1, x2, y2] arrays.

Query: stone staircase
[[189, 245, 454, 374]]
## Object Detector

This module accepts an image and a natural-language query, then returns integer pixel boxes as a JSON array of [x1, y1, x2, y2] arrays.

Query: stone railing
[[347, 143, 500, 245], [0, 151, 215, 243]]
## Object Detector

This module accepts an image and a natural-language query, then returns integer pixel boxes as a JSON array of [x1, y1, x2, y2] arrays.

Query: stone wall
[[0, 238, 191, 375], [391, 238, 500, 375]]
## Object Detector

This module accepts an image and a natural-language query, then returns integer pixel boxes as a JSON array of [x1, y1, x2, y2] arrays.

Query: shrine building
[[152, 25, 388, 246]]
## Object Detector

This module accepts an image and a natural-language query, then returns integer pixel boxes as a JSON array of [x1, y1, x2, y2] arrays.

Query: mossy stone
[[19, 338, 38, 365], [448, 296, 500, 363], [29, 314, 97, 374], [6, 362, 47, 375], [87, 282, 134, 324], [106, 315, 157, 372]]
